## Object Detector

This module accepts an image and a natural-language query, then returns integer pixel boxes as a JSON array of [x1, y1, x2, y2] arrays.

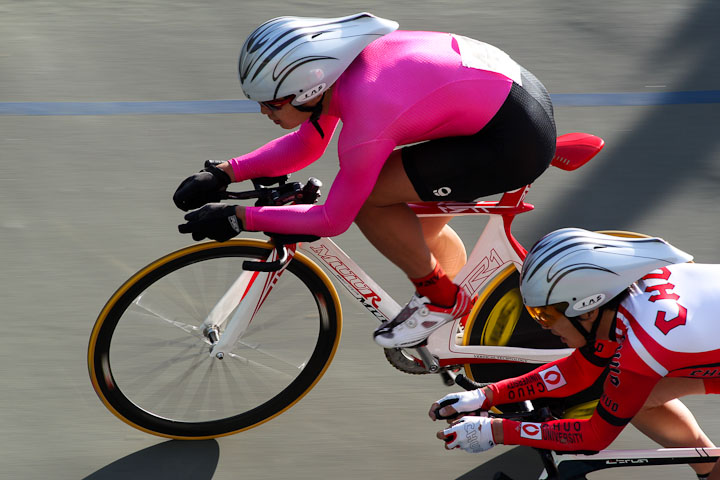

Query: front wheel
[[88, 239, 342, 439]]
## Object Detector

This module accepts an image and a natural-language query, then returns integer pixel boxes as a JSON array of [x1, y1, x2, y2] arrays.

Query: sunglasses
[[525, 305, 566, 328], [260, 95, 294, 111]]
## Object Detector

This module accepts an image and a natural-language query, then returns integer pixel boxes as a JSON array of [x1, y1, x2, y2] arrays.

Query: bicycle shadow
[[456, 446, 544, 480], [82, 439, 219, 480]]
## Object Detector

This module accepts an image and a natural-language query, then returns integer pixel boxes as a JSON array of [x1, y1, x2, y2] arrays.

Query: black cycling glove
[[173, 164, 232, 211], [178, 204, 242, 242]]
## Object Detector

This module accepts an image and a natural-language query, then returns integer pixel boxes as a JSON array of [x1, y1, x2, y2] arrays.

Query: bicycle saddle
[[551, 132, 605, 171]]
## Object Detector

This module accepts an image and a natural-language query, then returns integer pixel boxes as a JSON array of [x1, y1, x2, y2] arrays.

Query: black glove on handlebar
[[178, 204, 242, 242], [173, 164, 232, 211]]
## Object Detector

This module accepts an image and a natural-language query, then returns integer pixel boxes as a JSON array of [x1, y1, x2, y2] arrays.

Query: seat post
[[498, 185, 531, 207]]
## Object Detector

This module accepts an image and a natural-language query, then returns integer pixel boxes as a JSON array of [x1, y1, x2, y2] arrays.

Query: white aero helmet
[[239, 12, 398, 104], [520, 228, 693, 317]]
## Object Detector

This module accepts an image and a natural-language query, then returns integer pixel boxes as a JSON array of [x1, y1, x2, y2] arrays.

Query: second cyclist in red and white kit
[[431, 228, 720, 480]]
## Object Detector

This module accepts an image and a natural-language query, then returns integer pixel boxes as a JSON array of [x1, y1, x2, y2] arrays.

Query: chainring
[[383, 348, 428, 374], [383, 348, 461, 375]]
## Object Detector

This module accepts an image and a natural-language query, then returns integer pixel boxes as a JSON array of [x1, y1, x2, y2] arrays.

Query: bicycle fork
[[201, 245, 295, 359]]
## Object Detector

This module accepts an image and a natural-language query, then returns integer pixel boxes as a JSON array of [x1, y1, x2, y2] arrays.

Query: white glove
[[443, 416, 495, 453], [433, 388, 488, 419]]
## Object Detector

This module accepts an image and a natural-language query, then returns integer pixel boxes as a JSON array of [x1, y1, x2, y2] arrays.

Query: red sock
[[410, 262, 459, 307]]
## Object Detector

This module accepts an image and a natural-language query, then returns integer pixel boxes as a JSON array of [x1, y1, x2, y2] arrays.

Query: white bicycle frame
[[202, 131, 607, 364], [202, 184, 572, 367]]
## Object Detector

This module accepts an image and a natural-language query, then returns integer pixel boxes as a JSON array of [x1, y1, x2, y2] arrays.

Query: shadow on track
[[455, 446, 544, 480], [83, 440, 219, 480], [525, 0, 720, 238]]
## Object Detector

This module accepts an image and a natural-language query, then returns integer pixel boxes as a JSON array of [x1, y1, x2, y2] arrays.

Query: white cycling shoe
[[373, 288, 475, 348]]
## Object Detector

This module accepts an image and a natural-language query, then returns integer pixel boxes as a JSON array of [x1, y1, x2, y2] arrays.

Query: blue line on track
[[0, 100, 259, 116], [553, 90, 720, 106], [1, 90, 719, 115]]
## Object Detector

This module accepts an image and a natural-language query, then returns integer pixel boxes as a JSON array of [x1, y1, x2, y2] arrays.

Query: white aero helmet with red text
[[238, 12, 398, 104], [520, 228, 693, 317]]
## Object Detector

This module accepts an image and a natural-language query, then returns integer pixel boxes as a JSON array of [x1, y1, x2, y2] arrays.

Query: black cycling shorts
[[401, 68, 556, 202]]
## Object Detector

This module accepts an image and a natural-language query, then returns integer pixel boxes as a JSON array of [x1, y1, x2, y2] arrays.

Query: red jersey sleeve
[[501, 340, 662, 452], [489, 340, 616, 405]]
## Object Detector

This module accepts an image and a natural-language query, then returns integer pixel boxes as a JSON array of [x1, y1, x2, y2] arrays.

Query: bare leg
[[710, 460, 720, 480], [631, 378, 713, 476], [355, 150, 437, 278], [356, 150, 467, 279], [420, 217, 467, 280]]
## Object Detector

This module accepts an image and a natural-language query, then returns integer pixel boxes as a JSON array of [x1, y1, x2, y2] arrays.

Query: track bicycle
[[89, 132, 627, 439], [450, 375, 720, 480]]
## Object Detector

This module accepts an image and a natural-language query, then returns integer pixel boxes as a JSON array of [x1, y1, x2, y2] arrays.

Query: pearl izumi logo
[[433, 186, 452, 197]]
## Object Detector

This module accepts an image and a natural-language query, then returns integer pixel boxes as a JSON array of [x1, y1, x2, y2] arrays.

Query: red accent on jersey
[[644, 282, 679, 302], [654, 304, 687, 335], [502, 343, 660, 452], [643, 267, 671, 281], [705, 378, 720, 394], [489, 340, 615, 405]]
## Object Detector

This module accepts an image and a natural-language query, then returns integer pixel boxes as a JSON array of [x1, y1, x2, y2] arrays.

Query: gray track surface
[[2, 1, 719, 479]]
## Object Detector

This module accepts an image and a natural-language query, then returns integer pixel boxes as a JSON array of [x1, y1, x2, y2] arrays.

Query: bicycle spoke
[[232, 338, 307, 370], [114, 343, 208, 393], [224, 349, 297, 378], [131, 298, 204, 338]]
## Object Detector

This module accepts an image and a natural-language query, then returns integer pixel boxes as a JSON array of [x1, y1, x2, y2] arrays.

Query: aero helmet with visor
[[520, 228, 693, 320], [239, 13, 398, 105]]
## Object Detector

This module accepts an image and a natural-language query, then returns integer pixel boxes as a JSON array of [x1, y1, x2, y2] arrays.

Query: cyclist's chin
[[271, 116, 306, 129], [273, 119, 294, 129], [562, 336, 587, 349]]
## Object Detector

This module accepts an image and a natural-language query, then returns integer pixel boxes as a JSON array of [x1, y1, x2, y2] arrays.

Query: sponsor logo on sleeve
[[520, 422, 542, 440], [539, 365, 567, 391]]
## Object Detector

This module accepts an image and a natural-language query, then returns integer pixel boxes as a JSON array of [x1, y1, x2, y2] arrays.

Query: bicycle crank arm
[[414, 346, 440, 373]]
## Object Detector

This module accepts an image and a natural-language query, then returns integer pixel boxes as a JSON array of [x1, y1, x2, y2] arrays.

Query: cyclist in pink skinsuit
[[227, 30, 527, 237], [174, 13, 556, 349]]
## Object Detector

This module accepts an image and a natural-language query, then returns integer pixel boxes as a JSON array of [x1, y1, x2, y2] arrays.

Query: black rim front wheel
[[88, 239, 342, 439]]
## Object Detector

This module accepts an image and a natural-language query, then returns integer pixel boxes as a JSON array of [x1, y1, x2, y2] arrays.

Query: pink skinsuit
[[229, 30, 520, 236]]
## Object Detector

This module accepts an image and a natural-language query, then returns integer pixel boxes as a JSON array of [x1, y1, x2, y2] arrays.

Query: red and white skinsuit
[[494, 263, 720, 451]]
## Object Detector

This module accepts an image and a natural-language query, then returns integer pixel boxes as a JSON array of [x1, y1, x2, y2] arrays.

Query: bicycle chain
[[383, 348, 461, 375]]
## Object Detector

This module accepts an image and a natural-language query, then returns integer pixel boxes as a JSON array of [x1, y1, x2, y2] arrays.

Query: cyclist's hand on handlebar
[[178, 203, 242, 242], [429, 388, 489, 422], [173, 163, 232, 211], [437, 416, 495, 453]]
